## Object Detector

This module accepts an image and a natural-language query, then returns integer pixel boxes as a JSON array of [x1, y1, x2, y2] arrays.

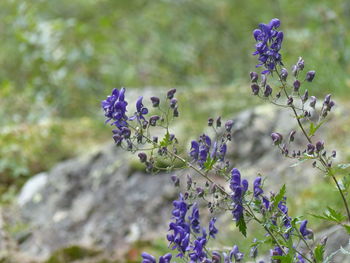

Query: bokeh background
[[1, 0, 350, 262]]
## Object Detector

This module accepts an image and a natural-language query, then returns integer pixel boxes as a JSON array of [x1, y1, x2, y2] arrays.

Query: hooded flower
[[253, 18, 284, 73]]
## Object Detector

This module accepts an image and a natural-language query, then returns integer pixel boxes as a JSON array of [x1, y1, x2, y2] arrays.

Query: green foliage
[[314, 244, 325, 262]]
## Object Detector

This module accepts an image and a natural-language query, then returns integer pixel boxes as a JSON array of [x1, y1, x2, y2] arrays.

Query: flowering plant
[[102, 19, 350, 263]]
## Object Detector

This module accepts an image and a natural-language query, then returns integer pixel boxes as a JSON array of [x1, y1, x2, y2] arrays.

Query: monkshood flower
[[253, 18, 284, 73], [101, 87, 128, 127], [253, 177, 263, 198], [209, 217, 218, 238], [222, 245, 244, 262], [230, 168, 248, 221], [141, 252, 172, 263], [270, 246, 284, 257], [190, 134, 228, 168], [189, 229, 208, 262], [130, 96, 149, 122], [189, 203, 201, 233], [299, 220, 313, 239]]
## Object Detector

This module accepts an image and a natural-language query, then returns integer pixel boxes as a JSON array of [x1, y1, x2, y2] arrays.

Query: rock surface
[[4, 104, 348, 262]]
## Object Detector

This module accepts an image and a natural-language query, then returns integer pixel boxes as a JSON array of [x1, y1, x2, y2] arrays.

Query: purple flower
[[300, 220, 313, 239], [101, 88, 129, 127], [230, 245, 244, 262], [253, 18, 284, 73], [270, 246, 284, 257], [141, 252, 156, 263], [150, 96, 160, 107], [189, 203, 201, 233], [253, 177, 263, 198], [130, 96, 149, 121], [190, 141, 200, 160], [209, 217, 218, 238], [271, 132, 283, 145], [250, 72, 259, 82], [306, 70, 316, 82], [189, 229, 208, 262], [167, 88, 177, 99], [251, 83, 260, 95]]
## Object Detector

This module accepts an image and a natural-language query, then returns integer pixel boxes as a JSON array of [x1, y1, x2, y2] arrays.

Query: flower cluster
[[230, 168, 248, 221], [253, 18, 284, 73], [190, 134, 227, 168], [101, 88, 131, 146]]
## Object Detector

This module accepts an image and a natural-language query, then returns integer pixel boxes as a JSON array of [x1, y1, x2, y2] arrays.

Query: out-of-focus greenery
[[1, 0, 350, 194]]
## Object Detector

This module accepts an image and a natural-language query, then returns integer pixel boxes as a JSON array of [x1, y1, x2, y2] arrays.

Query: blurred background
[[1, 0, 350, 262]]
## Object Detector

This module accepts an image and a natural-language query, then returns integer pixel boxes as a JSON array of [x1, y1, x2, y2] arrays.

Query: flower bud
[[173, 106, 179, 117], [287, 96, 293, 105], [280, 68, 288, 81], [293, 80, 301, 92], [309, 96, 317, 108], [289, 130, 296, 142], [302, 90, 309, 102], [306, 70, 316, 82], [251, 83, 260, 95], [208, 118, 214, 126], [324, 94, 331, 105], [331, 150, 336, 158], [216, 117, 221, 128], [225, 120, 234, 132], [315, 141, 324, 152], [264, 85, 272, 97], [149, 115, 160, 126], [171, 175, 180, 187], [150, 96, 160, 107], [167, 88, 177, 99], [250, 72, 259, 82], [297, 57, 305, 71], [169, 98, 177, 109], [307, 143, 315, 155], [138, 152, 147, 163], [271, 132, 283, 145], [152, 136, 158, 143]]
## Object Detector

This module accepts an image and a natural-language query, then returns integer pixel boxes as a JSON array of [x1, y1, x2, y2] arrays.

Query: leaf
[[236, 216, 247, 237], [309, 120, 326, 137], [272, 254, 293, 263], [159, 132, 171, 147], [272, 184, 286, 211], [203, 156, 216, 171], [314, 244, 325, 262], [343, 225, 350, 235], [338, 163, 350, 169], [310, 207, 345, 223]]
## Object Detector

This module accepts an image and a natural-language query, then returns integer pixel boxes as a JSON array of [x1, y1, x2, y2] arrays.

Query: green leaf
[[204, 156, 216, 171], [272, 254, 293, 263], [309, 120, 326, 137], [236, 216, 247, 237], [310, 207, 345, 223], [314, 244, 325, 262], [338, 163, 350, 169], [272, 184, 286, 211], [343, 225, 350, 235], [159, 132, 171, 147]]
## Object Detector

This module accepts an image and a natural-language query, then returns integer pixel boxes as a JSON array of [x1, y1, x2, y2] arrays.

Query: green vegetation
[[1, 0, 350, 260]]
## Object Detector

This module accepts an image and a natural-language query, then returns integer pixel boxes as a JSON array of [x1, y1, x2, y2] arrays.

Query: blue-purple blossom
[[189, 229, 208, 262], [141, 253, 172, 263], [130, 96, 149, 121], [189, 203, 201, 233], [209, 217, 218, 238], [230, 168, 246, 221], [230, 245, 244, 262], [253, 18, 284, 73], [141, 252, 156, 263], [253, 177, 263, 198], [300, 220, 313, 239], [270, 246, 284, 257], [190, 134, 227, 168]]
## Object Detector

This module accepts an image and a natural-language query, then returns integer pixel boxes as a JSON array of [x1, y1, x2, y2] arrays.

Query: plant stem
[[275, 70, 350, 222]]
